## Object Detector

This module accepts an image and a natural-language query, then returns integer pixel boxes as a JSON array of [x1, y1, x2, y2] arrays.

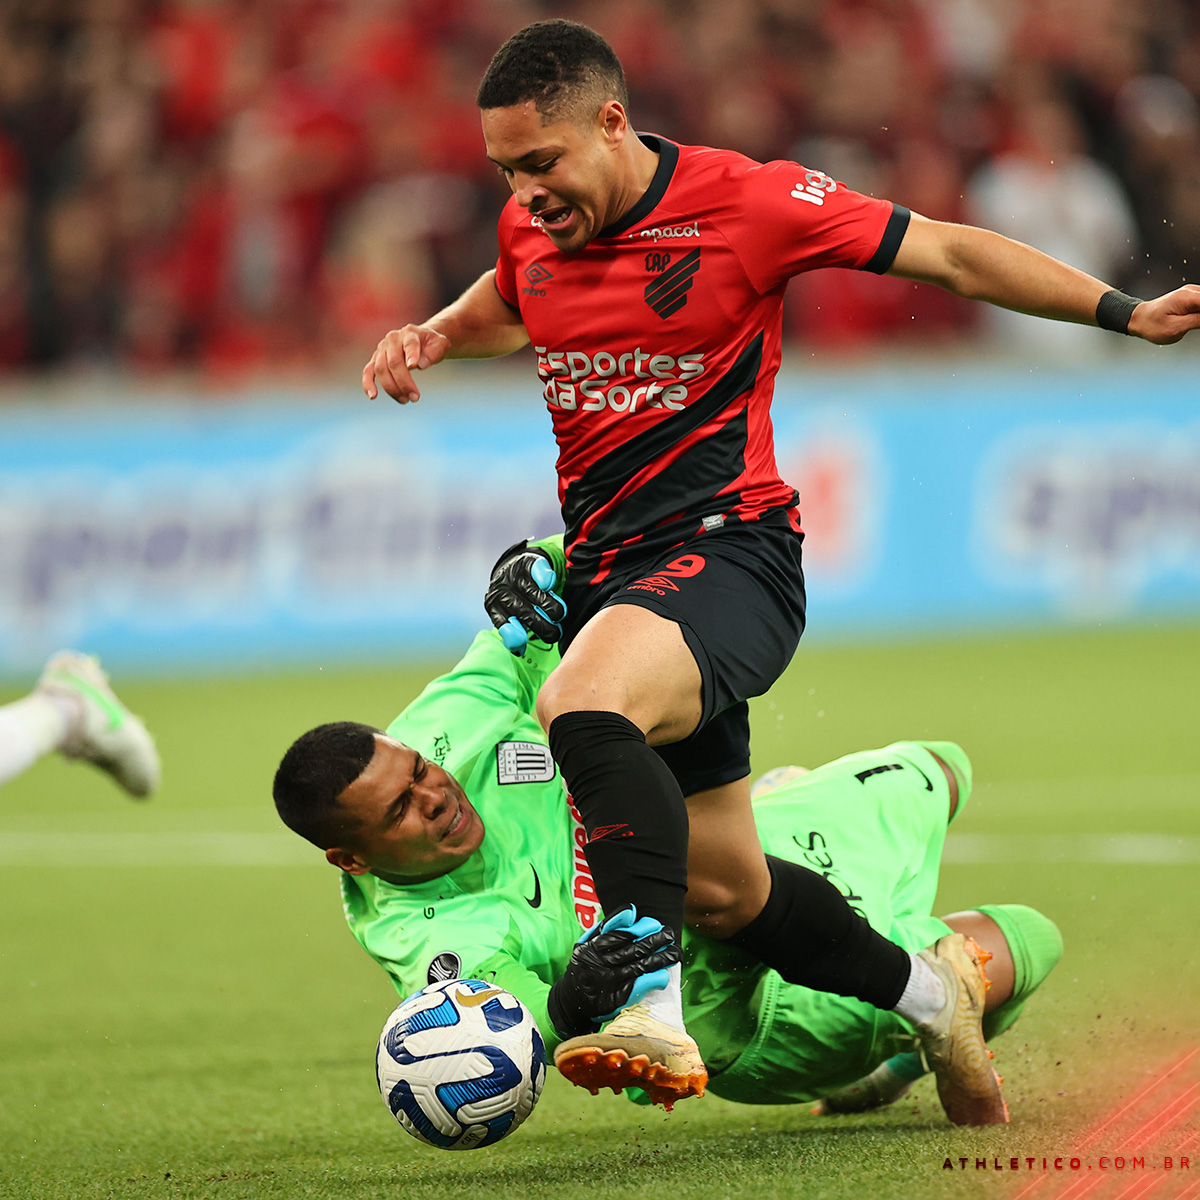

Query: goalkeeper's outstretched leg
[[817, 905, 1063, 1118]]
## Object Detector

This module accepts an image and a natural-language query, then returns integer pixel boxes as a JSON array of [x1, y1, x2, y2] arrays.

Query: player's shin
[[547, 710, 705, 1106], [725, 855, 912, 1008], [547, 709, 690, 987]]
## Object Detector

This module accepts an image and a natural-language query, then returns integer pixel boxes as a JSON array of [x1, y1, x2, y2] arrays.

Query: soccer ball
[[376, 978, 547, 1150]]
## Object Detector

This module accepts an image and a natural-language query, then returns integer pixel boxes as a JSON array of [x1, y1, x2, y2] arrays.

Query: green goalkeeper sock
[[881, 1050, 926, 1082], [976, 904, 1063, 1040], [880, 905, 1062, 1081]]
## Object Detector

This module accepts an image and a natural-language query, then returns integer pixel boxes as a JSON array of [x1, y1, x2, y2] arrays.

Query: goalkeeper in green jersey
[[273, 623, 1063, 1117]]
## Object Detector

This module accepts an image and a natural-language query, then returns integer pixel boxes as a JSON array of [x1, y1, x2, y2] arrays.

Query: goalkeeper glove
[[485, 538, 567, 657], [546, 906, 679, 1040]]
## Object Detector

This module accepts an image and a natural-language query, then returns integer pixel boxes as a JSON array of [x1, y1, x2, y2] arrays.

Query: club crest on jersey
[[426, 951, 462, 984], [644, 248, 700, 319], [497, 741, 556, 785]]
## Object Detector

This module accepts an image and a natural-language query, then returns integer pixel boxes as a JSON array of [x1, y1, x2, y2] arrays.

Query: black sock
[[547, 710, 688, 937], [727, 855, 911, 1009]]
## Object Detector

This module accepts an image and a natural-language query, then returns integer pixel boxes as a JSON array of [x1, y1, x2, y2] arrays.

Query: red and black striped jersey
[[494, 134, 908, 585]]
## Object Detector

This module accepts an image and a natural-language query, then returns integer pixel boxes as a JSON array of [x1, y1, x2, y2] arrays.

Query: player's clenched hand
[[362, 324, 451, 402], [547, 907, 680, 1040], [1129, 284, 1200, 345], [485, 539, 567, 657]]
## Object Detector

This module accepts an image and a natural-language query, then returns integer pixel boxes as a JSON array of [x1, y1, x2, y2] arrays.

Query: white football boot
[[554, 999, 708, 1110], [36, 652, 160, 799], [914, 934, 1008, 1125]]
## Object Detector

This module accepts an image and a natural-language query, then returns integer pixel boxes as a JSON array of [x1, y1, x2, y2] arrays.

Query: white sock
[[893, 952, 948, 1026], [0, 693, 75, 785], [636, 963, 685, 1034]]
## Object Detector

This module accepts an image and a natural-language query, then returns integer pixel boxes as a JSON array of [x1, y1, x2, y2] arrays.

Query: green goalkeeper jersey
[[340, 627, 595, 1049]]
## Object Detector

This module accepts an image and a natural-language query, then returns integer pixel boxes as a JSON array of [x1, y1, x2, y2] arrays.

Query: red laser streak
[[1009, 1048, 1199, 1200], [1116, 1088, 1200, 1155], [1078, 1051, 1200, 1152]]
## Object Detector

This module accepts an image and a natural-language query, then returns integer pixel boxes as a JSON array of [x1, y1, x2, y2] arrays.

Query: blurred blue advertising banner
[[1, 363, 1197, 677]]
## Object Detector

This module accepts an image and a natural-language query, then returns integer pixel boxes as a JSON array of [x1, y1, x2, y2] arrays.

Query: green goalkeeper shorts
[[684, 740, 971, 1105]]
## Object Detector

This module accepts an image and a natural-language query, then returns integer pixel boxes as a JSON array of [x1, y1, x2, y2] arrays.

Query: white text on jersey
[[534, 346, 707, 414], [791, 169, 838, 206], [629, 220, 701, 242]]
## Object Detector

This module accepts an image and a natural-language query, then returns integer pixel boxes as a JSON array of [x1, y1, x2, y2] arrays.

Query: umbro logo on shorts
[[588, 823, 634, 842], [644, 248, 700, 319]]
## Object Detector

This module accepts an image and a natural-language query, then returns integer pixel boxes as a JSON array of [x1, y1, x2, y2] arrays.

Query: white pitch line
[[943, 833, 1200, 865], [0, 830, 1195, 867], [0, 831, 317, 867]]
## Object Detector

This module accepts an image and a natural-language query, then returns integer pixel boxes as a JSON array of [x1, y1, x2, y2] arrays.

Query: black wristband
[[1095, 289, 1142, 335]]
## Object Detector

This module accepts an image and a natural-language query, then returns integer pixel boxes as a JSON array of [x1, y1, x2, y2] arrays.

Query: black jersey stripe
[[568, 404, 749, 576], [561, 331, 764, 543], [862, 204, 911, 275]]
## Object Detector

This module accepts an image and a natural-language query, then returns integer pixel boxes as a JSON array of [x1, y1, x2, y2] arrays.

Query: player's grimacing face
[[482, 99, 626, 253], [331, 734, 483, 882]]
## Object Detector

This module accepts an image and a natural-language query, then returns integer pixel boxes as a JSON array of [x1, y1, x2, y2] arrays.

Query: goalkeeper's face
[[328, 734, 484, 883]]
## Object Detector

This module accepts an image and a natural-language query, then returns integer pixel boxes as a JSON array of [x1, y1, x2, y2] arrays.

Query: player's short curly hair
[[274, 721, 379, 848], [477, 19, 629, 124]]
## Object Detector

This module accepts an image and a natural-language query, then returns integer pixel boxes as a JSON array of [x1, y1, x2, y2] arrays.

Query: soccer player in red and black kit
[[362, 21, 1200, 1118]]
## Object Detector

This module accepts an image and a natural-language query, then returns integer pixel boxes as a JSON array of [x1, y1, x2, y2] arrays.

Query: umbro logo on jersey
[[522, 262, 553, 297], [645, 248, 700, 319], [497, 741, 555, 784]]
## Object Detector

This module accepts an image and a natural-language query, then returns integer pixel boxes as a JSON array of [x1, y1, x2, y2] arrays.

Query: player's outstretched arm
[[362, 270, 530, 403], [888, 213, 1200, 346]]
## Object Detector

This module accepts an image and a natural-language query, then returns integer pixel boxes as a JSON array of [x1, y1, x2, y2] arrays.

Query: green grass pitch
[[1, 623, 1197, 1200]]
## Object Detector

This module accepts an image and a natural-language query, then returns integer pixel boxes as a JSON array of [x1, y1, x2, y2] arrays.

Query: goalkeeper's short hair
[[274, 721, 379, 848]]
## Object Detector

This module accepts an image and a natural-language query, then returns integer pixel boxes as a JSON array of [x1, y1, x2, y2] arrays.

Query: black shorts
[[560, 513, 806, 796]]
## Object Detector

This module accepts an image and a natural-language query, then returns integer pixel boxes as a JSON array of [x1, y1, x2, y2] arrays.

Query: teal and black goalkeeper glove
[[485, 538, 567, 656], [547, 907, 678, 1039]]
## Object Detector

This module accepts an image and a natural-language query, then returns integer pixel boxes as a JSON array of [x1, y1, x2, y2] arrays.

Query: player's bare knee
[[536, 668, 621, 732], [535, 673, 569, 732], [684, 879, 755, 939]]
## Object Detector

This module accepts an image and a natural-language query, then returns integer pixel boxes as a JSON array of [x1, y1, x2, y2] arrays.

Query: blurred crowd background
[[1, 0, 1198, 381]]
